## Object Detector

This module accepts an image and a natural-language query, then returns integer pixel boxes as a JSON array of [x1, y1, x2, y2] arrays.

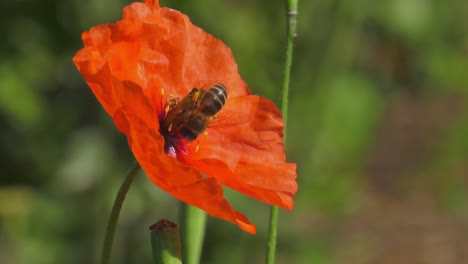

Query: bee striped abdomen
[[199, 84, 227, 115]]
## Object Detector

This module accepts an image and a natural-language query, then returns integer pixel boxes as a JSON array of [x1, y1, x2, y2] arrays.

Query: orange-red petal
[[184, 96, 298, 209], [113, 81, 256, 233], [73, 0, 296, 233], [75, 0, 249, 104]]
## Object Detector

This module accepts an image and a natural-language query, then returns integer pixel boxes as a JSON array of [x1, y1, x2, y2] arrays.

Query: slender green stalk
[[280, 0, 298, 135], [267, 0, 298, 264], [102, 162, 141, 264], [179, 203, 207, 264], [267, 207, 279, 264]]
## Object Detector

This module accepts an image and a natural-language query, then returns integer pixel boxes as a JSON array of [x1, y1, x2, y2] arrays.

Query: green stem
[[267, 207, 279, 264], [101, 161, 141, 264], [280, 0, 298, 135], [150, 219, 183, 264], [179, 202, 207, 264], [267, 0, 298, 264]]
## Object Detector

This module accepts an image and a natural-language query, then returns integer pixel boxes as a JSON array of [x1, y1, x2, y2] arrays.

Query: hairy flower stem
[[102, 162, 141, 264], [267, 0, 298, 263]]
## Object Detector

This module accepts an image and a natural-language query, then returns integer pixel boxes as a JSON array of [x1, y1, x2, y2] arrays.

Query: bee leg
[[203, 131, 208, 139]]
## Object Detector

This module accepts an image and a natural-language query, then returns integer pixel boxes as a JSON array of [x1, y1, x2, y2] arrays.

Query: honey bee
[[159, 84, 227, 155]]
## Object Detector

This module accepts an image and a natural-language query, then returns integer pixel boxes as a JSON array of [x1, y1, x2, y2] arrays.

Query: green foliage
[[1, 0, 468, 263]]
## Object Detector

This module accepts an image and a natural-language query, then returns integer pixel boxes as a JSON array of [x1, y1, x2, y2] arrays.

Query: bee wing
[[186, 95, 295, 211], [207, 96, 256, 128], [208, 113, 251, 128]]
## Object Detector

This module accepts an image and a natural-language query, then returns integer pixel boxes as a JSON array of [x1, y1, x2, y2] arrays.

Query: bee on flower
[[159, 84, 227, 157], [73, 0, 297, 233]]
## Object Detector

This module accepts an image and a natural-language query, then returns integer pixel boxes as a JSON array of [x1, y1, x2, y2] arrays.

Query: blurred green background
[[1, 0, 468, 263]]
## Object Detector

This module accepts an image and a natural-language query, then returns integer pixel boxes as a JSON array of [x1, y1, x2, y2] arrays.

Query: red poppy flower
[[73, 0, 297, 234]]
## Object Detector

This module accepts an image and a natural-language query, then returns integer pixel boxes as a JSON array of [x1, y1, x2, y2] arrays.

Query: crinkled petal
[[184, 96, 298, 209], [115, 81, 256, 233], [75, 0, 249, 106], [73, 0, 296, 233]]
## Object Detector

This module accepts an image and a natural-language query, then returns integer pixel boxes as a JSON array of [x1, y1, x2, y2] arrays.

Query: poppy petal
[[74, 0, 250, 110], [73, 9, 258, 233], [73, 0, 296, 233], [184, 96, 298, 209], [122, 0, 251, 98], [115, 81, 256, 233]]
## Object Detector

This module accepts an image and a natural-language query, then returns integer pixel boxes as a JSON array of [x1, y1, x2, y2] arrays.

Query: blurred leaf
[[0, 187, 35, 216], [299, 73, 383, 214], [0, 64, 44, 127], [426, 48, 468, 90], [55, 127, 114, 193]]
